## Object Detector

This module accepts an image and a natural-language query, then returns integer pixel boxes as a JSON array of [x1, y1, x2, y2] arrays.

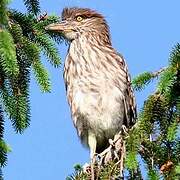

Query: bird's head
[[45, 7, 111, 45]]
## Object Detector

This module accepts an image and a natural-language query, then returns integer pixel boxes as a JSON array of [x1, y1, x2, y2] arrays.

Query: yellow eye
[[76, 16, 83, 22]]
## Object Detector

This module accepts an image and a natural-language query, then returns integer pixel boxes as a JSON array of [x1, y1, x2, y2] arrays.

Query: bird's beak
[[45, 21, 74, 32]]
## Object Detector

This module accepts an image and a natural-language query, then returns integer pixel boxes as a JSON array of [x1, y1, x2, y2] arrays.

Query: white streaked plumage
[[46, 7, 136, 158]]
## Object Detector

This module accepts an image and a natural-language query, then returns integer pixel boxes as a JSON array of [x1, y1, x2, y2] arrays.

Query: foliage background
[[4, 0, 180, 179]]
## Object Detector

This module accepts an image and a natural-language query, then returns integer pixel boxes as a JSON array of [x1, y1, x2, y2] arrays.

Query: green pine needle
[[0, 139, 11, 167], [158, 67, 176, 95], [147, 169, 160, 180], [175, 164, 180, 176], [23, 0, 40, 16], [125, 152, 138, 170], [132, 72, 154, 91], [0, 140, 11, 154], [0, 81, 30, 133], [34, 32, 61, 67], [9, 9, 35, 36], [167, 118, 178, 142], [32, 60, 51, 92], [0, 31, 19, 77], [0, 106, 4, 139], [12, 95, 30, 133], [0, 0, 9, 26], [169, 43, 180, 68]]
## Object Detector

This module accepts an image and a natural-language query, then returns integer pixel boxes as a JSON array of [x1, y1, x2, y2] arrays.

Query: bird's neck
[[65, 35, 117, 79], [85, 31, 112, 46], [68, 35, 112, 64], [70, 34, 112, 54]]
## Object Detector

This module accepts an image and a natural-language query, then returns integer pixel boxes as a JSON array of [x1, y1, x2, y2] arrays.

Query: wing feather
[[118, 53, 137, 127]]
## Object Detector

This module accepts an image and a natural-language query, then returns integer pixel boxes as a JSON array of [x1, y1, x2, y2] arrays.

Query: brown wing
[[118, 53, 137, 128]]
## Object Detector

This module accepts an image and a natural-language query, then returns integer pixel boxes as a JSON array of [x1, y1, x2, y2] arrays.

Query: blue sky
[[4, 0, 180, 179]]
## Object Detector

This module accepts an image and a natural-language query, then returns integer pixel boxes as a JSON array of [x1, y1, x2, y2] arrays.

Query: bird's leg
[[88, 131, 97, 161], [88, 131, 97, 180]]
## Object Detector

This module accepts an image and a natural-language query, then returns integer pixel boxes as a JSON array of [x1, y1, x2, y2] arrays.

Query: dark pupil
[[76, 15, 83, 20]]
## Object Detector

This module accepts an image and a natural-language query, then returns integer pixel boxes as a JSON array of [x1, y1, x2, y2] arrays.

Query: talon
[[83, 163, 91, 173], [122, 125, 128, 135], [109, 138, 114, 146]]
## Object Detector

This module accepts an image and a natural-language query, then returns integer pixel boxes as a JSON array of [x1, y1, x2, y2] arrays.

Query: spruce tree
[[0, 0, 63, 178]]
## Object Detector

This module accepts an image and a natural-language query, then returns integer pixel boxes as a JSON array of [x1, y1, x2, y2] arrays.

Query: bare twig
[[152, 67, 167, 78], [91, 156, 96, 180], [119, 140, 126, 178], [37, 12, 48, 22]]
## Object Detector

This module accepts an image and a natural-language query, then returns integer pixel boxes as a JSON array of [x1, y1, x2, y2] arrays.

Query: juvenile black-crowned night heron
[[46, 7, 136, 160]]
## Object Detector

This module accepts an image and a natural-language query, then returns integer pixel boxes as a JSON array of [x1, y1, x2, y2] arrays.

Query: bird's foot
[[83, 163, 91, 174], [122, 125, 128, 135], [83, 154, 98, 179], [97, 129, 128, 166]]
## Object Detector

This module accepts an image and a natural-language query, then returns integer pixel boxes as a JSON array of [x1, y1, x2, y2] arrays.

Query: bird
[[46, 7, 136, 160]]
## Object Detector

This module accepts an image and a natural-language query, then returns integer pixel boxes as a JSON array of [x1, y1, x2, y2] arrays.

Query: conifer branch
[[32, 59, 51, 92], [132, 67, 166, 91], [0, 0, 64, 178], [0, 30, 19, 77], [23, 0, 40, 16], [33, 32, 61, 67], [0, 0, 9, 27]]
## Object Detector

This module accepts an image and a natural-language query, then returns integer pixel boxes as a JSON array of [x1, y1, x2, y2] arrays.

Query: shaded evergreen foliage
[[0, 0, 63, 178]]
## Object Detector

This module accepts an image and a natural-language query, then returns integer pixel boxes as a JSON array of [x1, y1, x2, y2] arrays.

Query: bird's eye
[[76, 16, 83, 22]]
